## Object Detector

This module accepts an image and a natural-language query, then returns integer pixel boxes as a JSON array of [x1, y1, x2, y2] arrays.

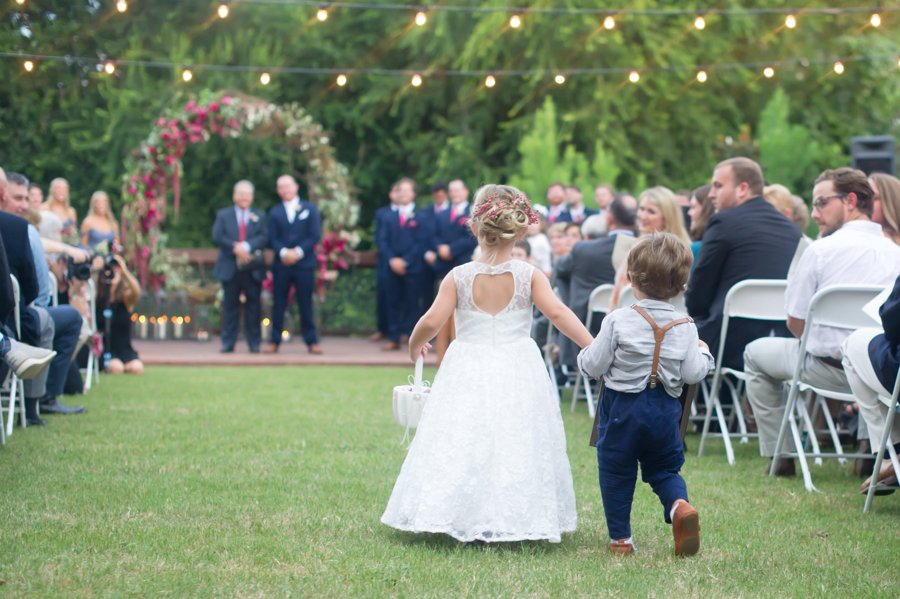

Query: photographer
[[95, 254, 143, 374]]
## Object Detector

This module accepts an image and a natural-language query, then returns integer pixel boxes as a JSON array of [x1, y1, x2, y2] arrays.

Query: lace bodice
[[452, 259, 534, 345]]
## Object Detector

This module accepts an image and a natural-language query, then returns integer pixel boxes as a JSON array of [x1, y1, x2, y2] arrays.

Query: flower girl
[[381, 184, 594, 543]]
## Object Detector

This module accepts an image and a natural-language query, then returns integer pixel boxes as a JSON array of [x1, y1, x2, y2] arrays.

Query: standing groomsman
[[213, 180, 268, 353], [370, 183, 399, 342], [267, 175, 323, 354], [565, 185, 598, 224], [376, 178, 424, 351], [419, 181, 450, 309], [430, 179, 476, 279], [545, 182, 573, 224]]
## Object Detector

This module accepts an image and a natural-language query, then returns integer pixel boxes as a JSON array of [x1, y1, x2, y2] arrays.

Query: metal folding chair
[[698, 279, 788, 464], [570, 284, 615, 418], [1, 275, 26, 437], [864, 367, 900, 512], [81, 279, 101, 391], [770, 284, 886, 492]]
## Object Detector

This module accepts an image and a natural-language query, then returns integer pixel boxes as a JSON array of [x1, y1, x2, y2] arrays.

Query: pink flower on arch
[[221, 96, 233, 105], [209, 102, 219, 112]]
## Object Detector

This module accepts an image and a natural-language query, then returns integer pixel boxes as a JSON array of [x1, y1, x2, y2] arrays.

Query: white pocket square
[[297, 209, 310, 221]]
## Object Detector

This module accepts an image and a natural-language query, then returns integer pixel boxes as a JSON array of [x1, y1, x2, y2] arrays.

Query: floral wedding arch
[[120, 91, 359, 295]]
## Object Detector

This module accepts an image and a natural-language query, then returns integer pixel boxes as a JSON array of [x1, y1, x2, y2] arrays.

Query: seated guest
[[544, 183, 572, 224], [843, 274, 900, 492], [791, 194, 810, 233], [870, 172, 900, 244], [80, 191, 119, 252], [526, 211, 552, 276], [687, 184, 713, 263], [547, 223, 570, 266], [564, 221, 583, 248], [744, 167, 900, 475], [581, 214, 607, 240], [594, 184, 615, 219], [763, 184, 795, 223], [511, 239, 531, 263], [565, 185, 597, 224], [96, 255, 144, 374], [686, 157, 801, 370]]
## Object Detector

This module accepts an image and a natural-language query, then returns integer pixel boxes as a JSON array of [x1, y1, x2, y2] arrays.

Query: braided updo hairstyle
[[470, 184, 538, 249]]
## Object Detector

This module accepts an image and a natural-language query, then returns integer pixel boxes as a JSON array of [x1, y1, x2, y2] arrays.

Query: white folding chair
[[1, 275, 27, 437], [542, 287, 563, 403], [81, 279, 100, 390], [570, 284, 615, 418], [770, 285, 886, 492], [698, 279, 788, 464], [48, 272, 59, 306], [864, 367, 900, 512], [618, 284, 685, 313]]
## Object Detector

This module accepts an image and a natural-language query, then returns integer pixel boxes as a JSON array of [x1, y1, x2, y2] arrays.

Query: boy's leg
[[638, 392, 689, 523], [597, 388, 639, 542]]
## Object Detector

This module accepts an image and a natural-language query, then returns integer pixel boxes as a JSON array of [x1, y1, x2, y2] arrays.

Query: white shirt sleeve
[[577, 314, 617, 379], [680, 325, 715, 384], [785, 244, 819, 320]]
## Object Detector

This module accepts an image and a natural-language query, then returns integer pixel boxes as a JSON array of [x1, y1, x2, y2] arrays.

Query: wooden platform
[[133, 336, 436, 367]]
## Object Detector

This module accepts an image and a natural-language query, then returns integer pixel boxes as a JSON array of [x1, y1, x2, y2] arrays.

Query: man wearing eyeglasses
[[744, 167, 900, 477]]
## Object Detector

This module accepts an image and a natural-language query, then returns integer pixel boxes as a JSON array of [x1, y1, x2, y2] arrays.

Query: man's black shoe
[[220, 346, 235, 354], [248, 346, 260, 354], [26, 416, 48, 426], [40, 397, 86, 415]]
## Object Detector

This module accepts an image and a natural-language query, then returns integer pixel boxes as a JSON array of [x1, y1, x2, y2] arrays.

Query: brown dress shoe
[[382, 341, 401, 351], [308, 344, 323, 355], [860, 460, 897, 495], [266, 343, 279, 354], [369, 332, 385, 342], [770, 457, 796, 477], [672, 500, 700, 557], [609, 539, 634, 555]]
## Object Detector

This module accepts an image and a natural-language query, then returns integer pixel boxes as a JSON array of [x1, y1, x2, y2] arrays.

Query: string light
[[833, 61, 845, 74], [763, 66, 775, 78], [603, 16, 616, 30], [870, 13, 882, 27], [694, 15, 706, 30], [696, 70, 708, 83], [628, 70, 640, 83], [414, 11, 427, 26], [23, 60, 34, 72], [509, 14, 522, 28], [336, 73, 348, 86], [785, 14, 797, 29], [217, 2, 230, 19], [182, 67, 193, 82], [317, 7, 329, 21], [410, 73, 422, 87], [484, 74, 496, 88], [554, 74, 566, 85], [259, 71, 271, 85], [104, 61, 116, 75], [116, 0, 128, 12], [15, 0, 26, 6]]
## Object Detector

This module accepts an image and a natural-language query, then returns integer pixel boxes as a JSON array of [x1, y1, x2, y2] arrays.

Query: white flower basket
[[392, 357, 430, 437]]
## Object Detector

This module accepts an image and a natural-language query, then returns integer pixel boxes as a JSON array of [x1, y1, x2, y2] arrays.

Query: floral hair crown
[[473, 189, 539, 225]]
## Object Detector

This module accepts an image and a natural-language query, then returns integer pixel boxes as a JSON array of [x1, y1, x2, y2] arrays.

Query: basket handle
[[413, 356, 424, 391]]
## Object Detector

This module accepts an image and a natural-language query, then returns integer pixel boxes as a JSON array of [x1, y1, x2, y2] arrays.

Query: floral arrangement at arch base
[[121, 90, 360, 296]]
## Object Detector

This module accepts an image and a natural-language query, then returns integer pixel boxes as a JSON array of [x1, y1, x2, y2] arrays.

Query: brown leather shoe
[[609, 539, 634, 555], [770, 457, 796, 477], [382, 341, 401, 351], [672, 500, 700, 557], [308, 344, 323, 355], [266, 343, 279, 354], [860, 460, 897, 495]]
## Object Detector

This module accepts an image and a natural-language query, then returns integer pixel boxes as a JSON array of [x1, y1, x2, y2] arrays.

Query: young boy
[[578, 232, 714, 556]]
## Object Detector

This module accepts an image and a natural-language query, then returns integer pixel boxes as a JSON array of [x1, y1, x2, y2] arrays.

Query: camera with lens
[[66, 256, 92, 281], [98, 253, 118, 284]]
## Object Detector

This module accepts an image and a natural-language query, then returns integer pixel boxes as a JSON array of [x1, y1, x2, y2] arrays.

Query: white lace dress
[[381, 259, 577, 543]]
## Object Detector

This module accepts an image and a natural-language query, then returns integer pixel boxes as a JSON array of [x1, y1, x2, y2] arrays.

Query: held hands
[[437, 244, 452, 261], [233, 242, 251, 265], [281, 249, 301, 267], [410, 341, 432, 363], [389, 257, 407, 276], [424, 251, 437, 266]]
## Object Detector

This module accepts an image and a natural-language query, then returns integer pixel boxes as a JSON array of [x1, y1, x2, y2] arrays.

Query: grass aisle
[[0, 366, 896, 597]]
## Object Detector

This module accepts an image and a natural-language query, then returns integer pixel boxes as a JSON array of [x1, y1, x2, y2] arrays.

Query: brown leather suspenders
[[630, 305, 692, 389]]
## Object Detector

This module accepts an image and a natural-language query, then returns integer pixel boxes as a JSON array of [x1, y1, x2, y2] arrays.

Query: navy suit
[[267, 200, 322, 347], [570, 207, 599, 224], [0, 212, 39, 343], [686, 197, 801, 369], [869, 274, 900, 391], [376, 208, 426, 342], [373, 204, 395, 337], [417, 202, 449, 307], [547, 207, 573, 224], [432, 203, 477, 279], [212, 205, 268, 350]]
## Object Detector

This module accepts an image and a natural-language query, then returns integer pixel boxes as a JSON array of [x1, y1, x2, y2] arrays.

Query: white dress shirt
[[785, 220, 900, 359], [279, 197, 304, 260], [578, 299, 714, 398]]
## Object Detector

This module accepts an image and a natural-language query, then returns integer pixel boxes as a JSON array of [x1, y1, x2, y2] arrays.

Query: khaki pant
[[842, 328, 900, 451]]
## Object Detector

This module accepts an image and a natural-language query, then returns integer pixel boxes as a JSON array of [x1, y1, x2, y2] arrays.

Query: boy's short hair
[[626, 232, 693, 301], [514, 239, 531, 256]]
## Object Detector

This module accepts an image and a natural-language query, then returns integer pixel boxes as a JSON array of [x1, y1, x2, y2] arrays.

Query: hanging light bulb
[[104, 61, 116, 75], [217, 2, 230, 19], [509, 14, 522, 29], [15, 0, 26, 6], [336, 73, 348, 86], [414, 11, 427, 26], [763, 66, 775, 78], [116, 0, 128, 12], [182, 67, 193, 82], [603, 16, 616, 30], [260, 72, 271, 85], [554, 74, 566, 85], [694, 15, 706, 30], [696, 70, 708, 83], [317, 7, 329, 22], [484, 75, 496, 88], [411, 73, 423, 87], [833, 61, 845, 75], [628, 70, 640, 83], [23, 60, 34, 72], [870, 13, 882, 27], [785, 14, 797, 29]]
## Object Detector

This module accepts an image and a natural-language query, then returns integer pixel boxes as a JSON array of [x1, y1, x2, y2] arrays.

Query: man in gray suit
[[213, 180, 268, 353], [554, 198, 637, 369]]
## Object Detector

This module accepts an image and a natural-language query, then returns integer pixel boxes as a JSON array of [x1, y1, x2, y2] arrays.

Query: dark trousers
[[45, 305, 81, 398], [376, 261, 389, 336], [596, 386, 689, 540], [419, 267, 436, 314], [386, 271, 420, 343], [271, 266, 318, 346], [221, 270, 262, 350]]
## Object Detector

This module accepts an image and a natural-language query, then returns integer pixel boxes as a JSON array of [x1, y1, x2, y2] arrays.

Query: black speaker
[[851, 136, 896, 175]]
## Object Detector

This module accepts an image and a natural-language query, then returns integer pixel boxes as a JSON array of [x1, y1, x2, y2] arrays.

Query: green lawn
[[0, 367, 896, 597]]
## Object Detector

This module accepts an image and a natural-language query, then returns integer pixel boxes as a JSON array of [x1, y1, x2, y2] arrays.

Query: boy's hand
[[698, 340, 709, 351]]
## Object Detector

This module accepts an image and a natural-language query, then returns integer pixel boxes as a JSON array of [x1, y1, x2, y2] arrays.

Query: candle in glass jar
[[138, 315, 148, 339], [157, 316, 167, 340], [173, 317, 184, 339]]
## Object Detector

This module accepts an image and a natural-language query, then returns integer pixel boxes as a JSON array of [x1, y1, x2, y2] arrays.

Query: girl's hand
[[410, 342, 432, 362]]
